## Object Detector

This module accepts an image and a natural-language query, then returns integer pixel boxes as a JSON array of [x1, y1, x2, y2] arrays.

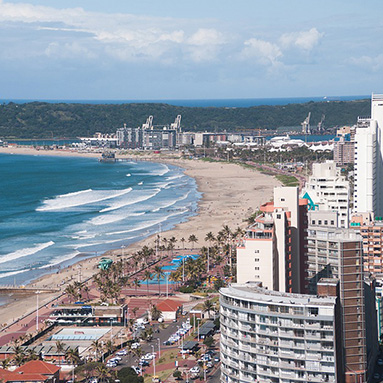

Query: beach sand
[[0, 146, 281, 326]]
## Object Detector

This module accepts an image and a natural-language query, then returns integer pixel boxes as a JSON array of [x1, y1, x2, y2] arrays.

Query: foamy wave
[[99, 189, 161, 213], [166, 174, 185, 181], [0, 269, 27, 280], [90, 212, 145, 226], [37, 187, 132, 211], [152, 191, 191, 212], [40, 251, 81, 269], [151, 164, 169, 176], [0, 241, 55, 265], [127, 174, 131, 177]]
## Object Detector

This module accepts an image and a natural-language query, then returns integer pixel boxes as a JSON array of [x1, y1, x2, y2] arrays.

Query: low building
[[155, 299, 183, 321]]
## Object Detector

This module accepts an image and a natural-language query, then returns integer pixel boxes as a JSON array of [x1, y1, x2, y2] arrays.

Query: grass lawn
[[275, 174, 299, 186]]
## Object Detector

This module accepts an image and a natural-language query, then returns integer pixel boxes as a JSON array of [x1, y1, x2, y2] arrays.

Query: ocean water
[[2, 95, 369, 108], [0, 154, 200, 287]]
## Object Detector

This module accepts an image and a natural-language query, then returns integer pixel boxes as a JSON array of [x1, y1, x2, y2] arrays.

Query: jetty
[[0, 286, 60, 294]]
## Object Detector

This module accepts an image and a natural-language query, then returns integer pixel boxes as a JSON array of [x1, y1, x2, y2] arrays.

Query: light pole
[[182, 257, 185, 282], [185, 371, 189, 383], [157, 337, 161, 359], [166, 273, 168, 298], [151, 344, 156, 379], [197, 318, 201, 341], [36, 291, 41, 331]]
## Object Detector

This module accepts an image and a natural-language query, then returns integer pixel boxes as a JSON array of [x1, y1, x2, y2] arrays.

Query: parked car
[[116, 349, 127, 356], [190, 366, 200, 374]]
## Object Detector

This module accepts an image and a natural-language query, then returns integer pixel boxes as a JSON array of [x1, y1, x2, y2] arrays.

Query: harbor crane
[[317, 114, 325, 133], [301, 112, 311, 135], [170, 115, 182, 132]]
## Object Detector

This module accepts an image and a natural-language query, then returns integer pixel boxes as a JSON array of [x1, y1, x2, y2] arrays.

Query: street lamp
[[151, 344, 156, 379], [36, 291, 41, 331], [197, 318, 201, 341], [157, 337, 161, 359]]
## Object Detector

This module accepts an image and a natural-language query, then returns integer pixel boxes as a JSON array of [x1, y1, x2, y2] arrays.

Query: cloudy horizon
[[0, 0, 382, 100]]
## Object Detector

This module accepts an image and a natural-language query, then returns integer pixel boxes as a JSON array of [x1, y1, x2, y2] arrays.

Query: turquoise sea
[[0, 154, 200, 288]]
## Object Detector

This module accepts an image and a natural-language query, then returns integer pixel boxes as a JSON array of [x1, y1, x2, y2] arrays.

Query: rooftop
[[221, 282, 337, 307]]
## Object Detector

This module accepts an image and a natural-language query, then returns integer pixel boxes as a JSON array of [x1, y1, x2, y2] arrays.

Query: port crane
[[317, 114, 325, 133], [301, 112, 311, 135]]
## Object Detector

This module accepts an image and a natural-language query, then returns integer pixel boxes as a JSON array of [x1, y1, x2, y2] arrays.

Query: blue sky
[[0, 0, 382, 100]]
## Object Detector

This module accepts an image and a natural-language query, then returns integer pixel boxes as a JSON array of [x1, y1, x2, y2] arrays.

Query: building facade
[[302, 160, 350, 228], [354, 94, 383, 216], [236, 187, 308, 293], [220, 282, 341, 383]]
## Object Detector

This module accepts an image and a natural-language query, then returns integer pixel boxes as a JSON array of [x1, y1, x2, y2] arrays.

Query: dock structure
[[0, 286, 60, 294]]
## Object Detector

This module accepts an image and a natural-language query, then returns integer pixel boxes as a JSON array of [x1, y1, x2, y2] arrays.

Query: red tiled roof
[[156, 299, 183, 312], [0, 369, 48, 383], [15, 360, 60, 375]]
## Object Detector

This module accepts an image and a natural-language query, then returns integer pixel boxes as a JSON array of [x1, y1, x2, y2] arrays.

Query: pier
[[0, 286, 60, 294]]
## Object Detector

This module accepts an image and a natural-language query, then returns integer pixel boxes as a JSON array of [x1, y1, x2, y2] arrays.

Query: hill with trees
[[0, 99, 370, 139]]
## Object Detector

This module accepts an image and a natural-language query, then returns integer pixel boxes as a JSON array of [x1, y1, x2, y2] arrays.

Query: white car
[[190, 366, 200, 374], [116, 349, 127, 356], [131, 342, 140, 349], [143, 353, 155, 360]]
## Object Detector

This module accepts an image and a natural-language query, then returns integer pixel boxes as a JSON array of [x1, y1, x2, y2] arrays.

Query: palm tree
[[205, 232, 215, 248], [105, 340, 115, 356], [188, 234, 198, 249], [64, 284, 77, 303], [180, 237, 186, 249], [12, 345, 25, 366], [143, 270, 153, 296], [65, 348, 80, 366], [95, 364, 113, 383], [132, 278, 141, 295], [153, 265, 164, 296], [150, 306, 162, 321], [1, 358, 10, 369], [90, 340, 103, 361], [55, 340, 66, 366], [202, 299, 215, 318], [132, 307, 139, 319]]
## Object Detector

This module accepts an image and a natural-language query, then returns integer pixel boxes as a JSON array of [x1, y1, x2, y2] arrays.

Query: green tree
[[150, 305, 162, 321], [173, 370, 182, 380], [153, 265, 164, 296], [117, 367, 144, 383], [203, 336, 215, 349], [188, 234, 198, 249], [143, 269, 153, 296]]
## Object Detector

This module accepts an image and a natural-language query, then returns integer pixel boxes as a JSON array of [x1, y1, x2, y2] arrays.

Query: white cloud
[[186, 28, 226, 62], [44, 41, 96, 60], [241, 38, 283, 67], [188, 28, 225, 46], [350, 54, 383, 71], [280, 28, 323, 51]]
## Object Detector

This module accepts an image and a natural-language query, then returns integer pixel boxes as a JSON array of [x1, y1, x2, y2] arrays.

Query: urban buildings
[[354, 94, 383, 216], [236, 187, 308, 293], [302, 160, 350, 228], [220, 282, 341, 383]]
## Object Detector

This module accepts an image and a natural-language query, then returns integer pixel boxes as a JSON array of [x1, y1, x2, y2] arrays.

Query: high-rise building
[[306, 225, 379, 382], [236, 187, 308, 293], [354, 94, 383, 216], [302, 160, 350, 228], [220, 282, 342, 383]]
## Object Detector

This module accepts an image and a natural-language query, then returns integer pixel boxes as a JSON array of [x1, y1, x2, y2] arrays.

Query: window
[[255, 267, 260, 270], [255, 258, 259, 262], [277, 214, 281, 219], [254, 250, 259, 253]]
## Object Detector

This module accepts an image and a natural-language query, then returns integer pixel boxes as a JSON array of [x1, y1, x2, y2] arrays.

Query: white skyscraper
[[354, 94, 383, 217]]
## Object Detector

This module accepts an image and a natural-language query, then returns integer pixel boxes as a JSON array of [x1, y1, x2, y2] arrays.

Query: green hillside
[[0, 99, 370, 139]]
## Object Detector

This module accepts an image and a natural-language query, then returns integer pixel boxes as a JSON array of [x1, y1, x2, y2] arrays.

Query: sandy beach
[[0, 146, 280, 327]]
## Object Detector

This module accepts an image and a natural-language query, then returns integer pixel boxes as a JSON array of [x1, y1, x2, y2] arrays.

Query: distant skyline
[[0, 0, 382, 100]]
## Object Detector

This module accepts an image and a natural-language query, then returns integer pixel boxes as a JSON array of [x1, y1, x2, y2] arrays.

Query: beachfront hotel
[[236, 187, 308, 294], [220, 281, 342, 383], [354, 94, 383, 216], [301, 160, 350, 228]]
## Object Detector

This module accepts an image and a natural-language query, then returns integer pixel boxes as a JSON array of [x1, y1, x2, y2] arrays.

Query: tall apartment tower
[[220, 282, 342, 383], [236, 187, 308, 293], [302, 160, 350, 228], [354, 94, 383, 216], [306, 225, 379, 382]]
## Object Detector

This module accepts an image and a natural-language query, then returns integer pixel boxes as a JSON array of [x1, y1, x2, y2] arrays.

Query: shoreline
[[0, 146, 281, 327]]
